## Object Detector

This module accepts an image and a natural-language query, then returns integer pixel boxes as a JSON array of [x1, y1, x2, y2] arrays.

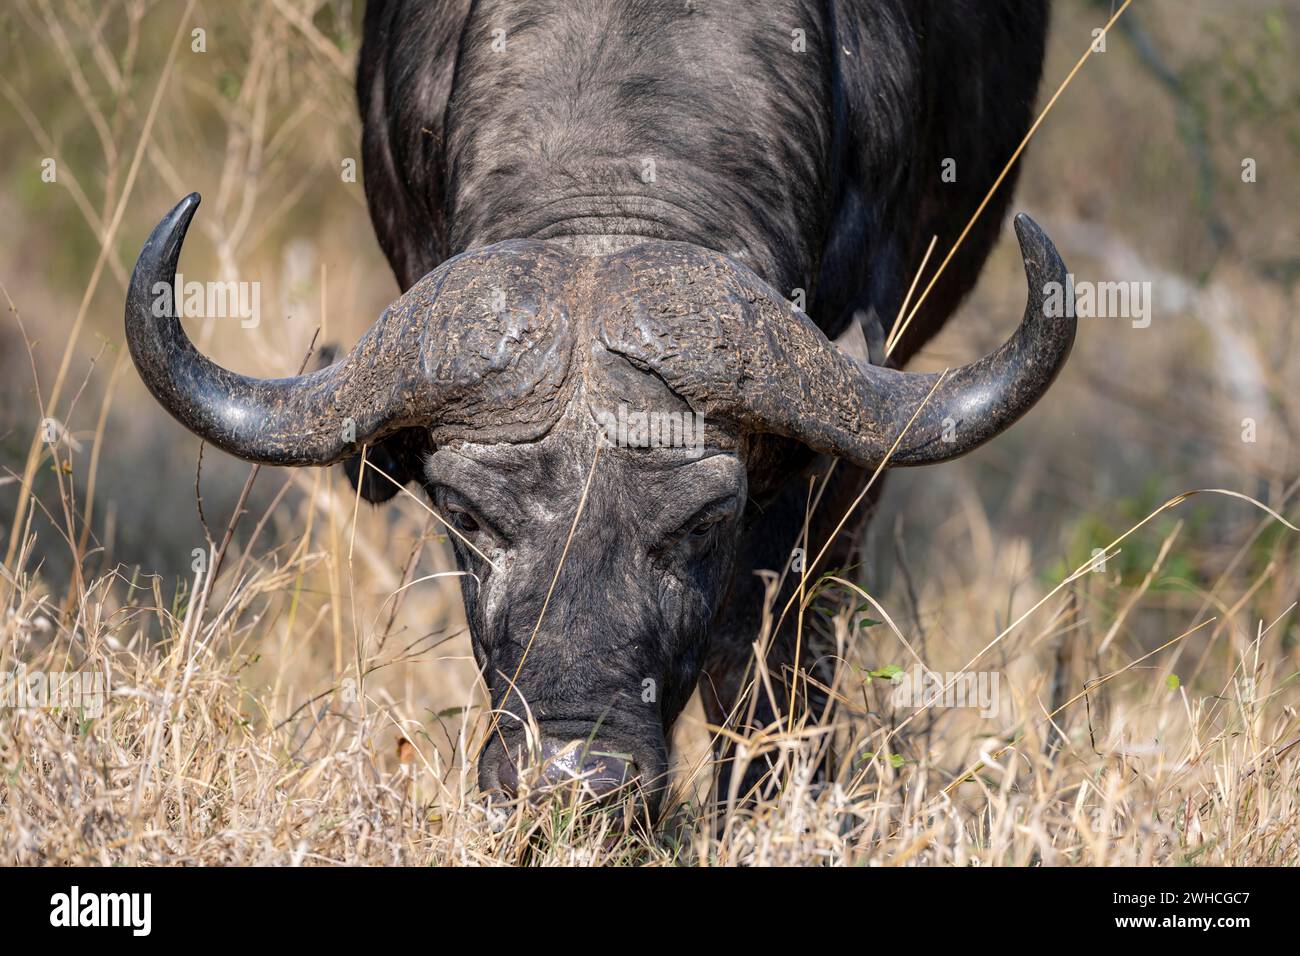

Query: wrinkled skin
[[429, 410, 748, 797]]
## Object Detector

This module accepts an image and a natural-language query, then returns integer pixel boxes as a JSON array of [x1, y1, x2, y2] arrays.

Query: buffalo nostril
[[572, 751, 634, 798], [496, 738, 636, 800]]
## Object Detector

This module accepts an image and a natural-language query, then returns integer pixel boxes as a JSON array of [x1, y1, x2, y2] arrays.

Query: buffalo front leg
[[699, 455, 877, 805]]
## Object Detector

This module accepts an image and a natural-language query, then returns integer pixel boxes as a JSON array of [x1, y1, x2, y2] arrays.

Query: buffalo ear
[[342, 427, 432, 503]]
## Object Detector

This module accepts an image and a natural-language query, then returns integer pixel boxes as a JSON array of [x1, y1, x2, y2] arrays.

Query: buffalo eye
[[445, 501, 481, 535], [690, 514, 723, 537], [668, 498, 739, 548]]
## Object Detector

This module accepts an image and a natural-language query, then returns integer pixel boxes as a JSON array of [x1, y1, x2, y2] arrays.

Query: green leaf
[[1166, 674, 1180, 690], [218, 71, 241, 101], [854, 751, 906, 769], [866, 664, 902, 681]]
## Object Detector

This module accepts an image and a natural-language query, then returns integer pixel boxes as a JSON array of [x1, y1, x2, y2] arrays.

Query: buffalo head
[[126, 193, 1073, 812]]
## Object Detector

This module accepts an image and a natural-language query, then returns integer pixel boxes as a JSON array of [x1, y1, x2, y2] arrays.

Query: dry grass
[[2, 448, 1297, 864], [2, 0, 1299, 866]]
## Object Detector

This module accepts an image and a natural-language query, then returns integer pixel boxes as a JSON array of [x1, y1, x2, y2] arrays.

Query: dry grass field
[[1, 0, 1298, 866]]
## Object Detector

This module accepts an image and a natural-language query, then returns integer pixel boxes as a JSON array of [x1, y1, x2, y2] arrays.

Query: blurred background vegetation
[[1, 0, 1298, 682]]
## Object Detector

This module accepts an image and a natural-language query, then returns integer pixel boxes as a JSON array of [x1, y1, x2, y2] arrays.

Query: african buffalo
[[126, 0, 1072, 812]]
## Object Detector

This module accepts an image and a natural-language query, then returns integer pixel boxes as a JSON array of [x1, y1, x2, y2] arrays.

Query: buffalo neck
[[441, 0, 834, 298]]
